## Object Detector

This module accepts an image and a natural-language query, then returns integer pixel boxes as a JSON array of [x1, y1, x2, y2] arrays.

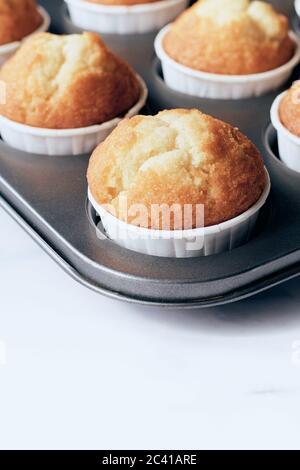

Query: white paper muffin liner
[[0, 7, 51, 66], [0, 75, 148, 156], [64, 0, 188, 34], [271, 91, 300, 173], [154, 25, 300, 100], [88, 169, 271, 258]]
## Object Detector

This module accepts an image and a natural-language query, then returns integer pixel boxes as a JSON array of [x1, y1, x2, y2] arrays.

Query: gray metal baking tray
[[0, 0, 299, 308]]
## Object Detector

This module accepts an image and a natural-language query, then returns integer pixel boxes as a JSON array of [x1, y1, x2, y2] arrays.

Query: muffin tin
[[0, 0, 300, 308]]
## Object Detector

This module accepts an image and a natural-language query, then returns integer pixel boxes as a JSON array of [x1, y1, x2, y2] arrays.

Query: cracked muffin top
[[0, 0, 42, 46], [0, 32, 141, 129], [87, 109, 266, 230], [85, 0, 161, 5], [163, 0, 294, 75]]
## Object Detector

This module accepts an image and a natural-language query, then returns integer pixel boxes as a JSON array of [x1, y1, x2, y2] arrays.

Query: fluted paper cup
[[88, 169, 271, 258], [65, 0, 188, 34], [0, 7, 51, 66], [0, 75, 147, 156], [155, 25, 300, 99]]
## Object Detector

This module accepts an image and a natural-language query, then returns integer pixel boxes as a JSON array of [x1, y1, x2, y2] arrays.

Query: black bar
[[0, 450, 297, 466]]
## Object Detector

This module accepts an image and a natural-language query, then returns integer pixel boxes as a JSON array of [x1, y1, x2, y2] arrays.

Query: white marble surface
[[1, 205, 300, 450]]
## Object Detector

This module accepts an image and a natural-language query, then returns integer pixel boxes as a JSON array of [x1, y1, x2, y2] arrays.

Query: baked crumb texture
[[0, 32, 141, 129], [163, 0, 294, 75], [279, 81, 300, 138], [0, 0, 42, 46], [85, 0, 161, 5], [88, 109, 266, 230]]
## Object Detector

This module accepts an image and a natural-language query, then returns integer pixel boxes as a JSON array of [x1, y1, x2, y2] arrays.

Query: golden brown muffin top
[[279, 81, 300, 138], [163, 0, 294, 75], [0, 32, 141, 129], [0, 0, 42, 46], [85, 0, 161, 5], [87, 109, 266, 230]]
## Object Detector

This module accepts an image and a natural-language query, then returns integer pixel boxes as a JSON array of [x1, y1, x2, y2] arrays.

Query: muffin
[[279, 81, 300, 138], [0, 32, 142, 129], [0, 0, 43, 46], [271, 82, 300, 173], [88, 109, 266, 230], [163, 0, 294, 75]]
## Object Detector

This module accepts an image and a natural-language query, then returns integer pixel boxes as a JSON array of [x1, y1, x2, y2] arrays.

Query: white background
[[1, 206, 300, 450]]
